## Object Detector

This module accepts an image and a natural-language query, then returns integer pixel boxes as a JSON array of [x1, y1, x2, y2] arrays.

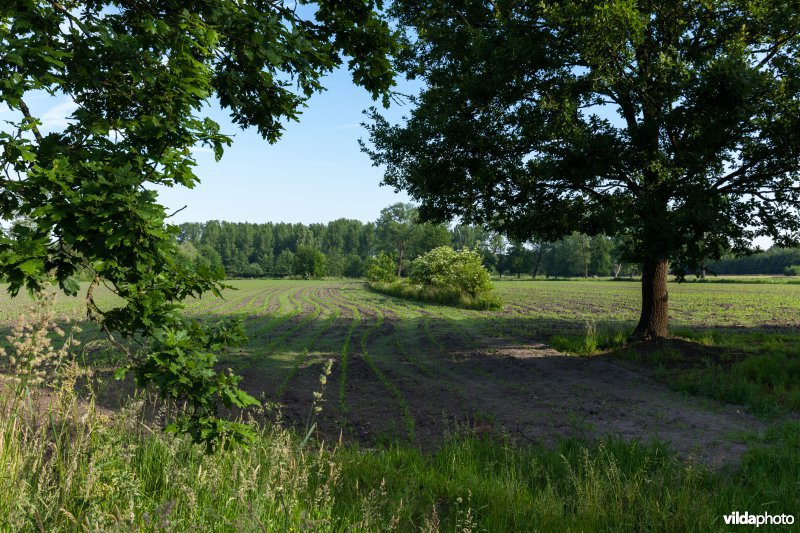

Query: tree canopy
[[1, 0, 396, 448], [365, 0, 800, 338], [374, 202, 450, 276]]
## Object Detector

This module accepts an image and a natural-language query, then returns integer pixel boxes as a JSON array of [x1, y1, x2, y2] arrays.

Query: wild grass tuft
[[550, 320, 627, 355]]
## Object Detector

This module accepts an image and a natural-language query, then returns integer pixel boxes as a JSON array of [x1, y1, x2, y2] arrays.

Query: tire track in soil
[[348, 303, 417, 442], [237, 287, 348, 403], [275, 286, 401, 442], [268, 286, 359, 395], [187, 289, 253, 316], [362, 302, 485, 445], [192, 284, 281, 316], [244, 286, 305, 342], [360, 295, 593, 444], [274, 288, 343, 398], [338, 291, 464, 443]]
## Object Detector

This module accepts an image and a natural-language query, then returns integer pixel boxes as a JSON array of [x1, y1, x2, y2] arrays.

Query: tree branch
[[18, 100, 43, 144], [167, 205, 188, 218], [45, 0, 90, 34], [755, 32, 799, 70]]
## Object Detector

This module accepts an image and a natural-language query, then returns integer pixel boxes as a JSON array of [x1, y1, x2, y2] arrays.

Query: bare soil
[[268, 334, 764, 467]]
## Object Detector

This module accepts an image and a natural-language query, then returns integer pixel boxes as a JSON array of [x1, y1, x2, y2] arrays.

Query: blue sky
[[156, 67, 414, 225]]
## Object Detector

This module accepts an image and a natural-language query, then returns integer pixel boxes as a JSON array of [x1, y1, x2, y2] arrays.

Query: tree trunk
[[632, 258, 669, 340], [397, 246, 404, 278]]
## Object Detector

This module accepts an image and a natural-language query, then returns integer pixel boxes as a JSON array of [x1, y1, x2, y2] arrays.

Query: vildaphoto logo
[[723, 512, 795, 527]]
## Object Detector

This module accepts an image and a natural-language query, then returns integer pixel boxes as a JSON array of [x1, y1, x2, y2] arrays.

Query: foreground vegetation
[[2, 377, 799, 531]]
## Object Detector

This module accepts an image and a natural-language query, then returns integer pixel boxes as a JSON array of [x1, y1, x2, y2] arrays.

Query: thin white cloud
[[189, 146, 214, 155], [40, 99, 79, 130]]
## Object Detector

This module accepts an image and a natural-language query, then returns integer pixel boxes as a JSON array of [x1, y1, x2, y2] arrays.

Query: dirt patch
[[442, 338, 764, 467], [257, 331, 766, 466]]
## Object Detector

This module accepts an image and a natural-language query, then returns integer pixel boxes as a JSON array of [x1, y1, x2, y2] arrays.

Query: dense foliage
[[1, 0, 396, 447], [364, 251, 397, 282], [410, 246, 492, 297], [176, 210, 642, 280], [709, 246, 800, 275], [365, 0, 800, 339]]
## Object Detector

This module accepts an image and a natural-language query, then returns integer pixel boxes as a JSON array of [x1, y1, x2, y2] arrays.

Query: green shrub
[[364, 251, 397, 282], [410, 246, 493, 297], [784, 264, 800, 276], [293, 245, 326, 279]]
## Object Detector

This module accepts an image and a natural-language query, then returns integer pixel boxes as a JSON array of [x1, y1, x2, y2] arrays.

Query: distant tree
[[364, 251, 398, 282], [409, 223, 452, 258], [486, 233, 508, 278], [572, 233, 591, 278], [294, 245, 326, 279], [542, 235, 586, 278], [176, 242, 200, 271], [529, 240, 551, 279], [343, 254, 364, 278], [241, 263, 264, 278], [589, 236, 613, 277], [709, 246, 800, 275], [197, 245, 224, 274], [376, 203, 418, 277], [507, 242, 533, 278], [366, 1, 800, 339], [451, 224, 489, 251], [274, 250, 296, 278], [611, 236, 639, 278], [325, 250, 345, 277], [375, 203, 450, 276]]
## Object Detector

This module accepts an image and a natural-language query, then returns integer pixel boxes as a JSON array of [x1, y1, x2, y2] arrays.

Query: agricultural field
[[2, 278, 800, 529], [6, 278, 797, 464]]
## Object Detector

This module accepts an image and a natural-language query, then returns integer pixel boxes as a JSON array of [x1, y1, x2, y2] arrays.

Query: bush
[[784, 264, 800, 276], [410, 246, 493, 297], [364, 251, 397, 282], [293, 245, 326, 279]]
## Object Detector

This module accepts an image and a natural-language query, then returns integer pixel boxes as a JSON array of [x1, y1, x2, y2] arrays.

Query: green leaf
[[17, 259, 43, 276]]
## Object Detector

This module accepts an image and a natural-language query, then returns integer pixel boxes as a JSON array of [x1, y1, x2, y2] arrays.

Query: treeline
[[709, 247, 800, 275], [175, 203, 800, 280], [174, 203, 639, 279]]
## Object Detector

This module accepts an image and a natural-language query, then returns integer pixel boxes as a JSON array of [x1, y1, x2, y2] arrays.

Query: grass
[[628, 334, 800, 417]]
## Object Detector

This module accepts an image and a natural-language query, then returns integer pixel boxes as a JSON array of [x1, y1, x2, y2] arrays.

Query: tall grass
[[550, 320, 628, 355], [3, 376, 799, 532]]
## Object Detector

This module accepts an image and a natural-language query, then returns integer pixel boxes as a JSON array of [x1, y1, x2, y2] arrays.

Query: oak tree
[[365, 0, 800, 339], [1, 0, 395, 448]]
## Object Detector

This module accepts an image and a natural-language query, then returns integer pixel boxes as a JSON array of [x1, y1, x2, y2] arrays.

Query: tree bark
[[397, 246, 404, 277], [632, 258, 669, 340]]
